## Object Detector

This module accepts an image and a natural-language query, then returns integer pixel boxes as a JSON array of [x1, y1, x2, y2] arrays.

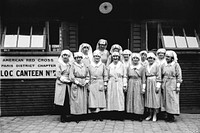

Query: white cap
[[147, 52, 156, 59], [131, 53, 141, 60], [74, 52, 83, 58], [112, 51, 120, 56], [166, 50, 178, 62], [122, 49, 132, 55], [156, 48, 166, 55], [93, 50, 101, 57]]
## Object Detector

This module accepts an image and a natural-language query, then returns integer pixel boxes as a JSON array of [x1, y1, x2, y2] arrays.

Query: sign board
[[0, 56, 59, 79]]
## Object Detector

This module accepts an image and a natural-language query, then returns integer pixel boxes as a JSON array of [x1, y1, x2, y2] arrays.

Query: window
[[161, 25, 200, 49], [1, 23, 46, 49], [48, 21, 62, 52]]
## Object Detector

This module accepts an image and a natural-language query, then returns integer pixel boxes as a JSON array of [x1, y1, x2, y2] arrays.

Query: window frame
[[160, 24, 200, 50], [1, 26, 46, 50]]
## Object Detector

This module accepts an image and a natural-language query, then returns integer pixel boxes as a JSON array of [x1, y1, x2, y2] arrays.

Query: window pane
[[18, 35, 30, 47], [31, 35, 44, 48], [163, 36, 176, 48], [186, 37, 199, 48], [4, 35, 17, 47], [175, 36, 187, 48]]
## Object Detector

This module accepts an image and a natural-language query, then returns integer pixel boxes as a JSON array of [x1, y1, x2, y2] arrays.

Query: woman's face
[[112, 55, 119, 63], [147, 57, 155, 65], [132, 57, 139, 65], [75, 56, 82, 63], [62, 54, 70, 63], [82, 47, 89, 54], [99, 44, 105, 50], [166, 55, 173, 63], [158, 53, 165, 60], [123, 54, 130, 61], [93, 55, 100, 63], [141, 53, 147, 61]]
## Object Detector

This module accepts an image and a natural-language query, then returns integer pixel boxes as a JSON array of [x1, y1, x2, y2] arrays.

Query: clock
[[99, 2, 113, 14]]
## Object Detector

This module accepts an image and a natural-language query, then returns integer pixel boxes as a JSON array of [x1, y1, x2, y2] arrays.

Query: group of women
[[54, 39, 182, 123]]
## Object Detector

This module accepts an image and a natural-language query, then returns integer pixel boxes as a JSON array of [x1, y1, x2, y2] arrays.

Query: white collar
[[74, 62, 84, 68], [91, 61, 102, 67], [110, 61, 122, 69], [166, 61, 175, 66], [130, 63, 142, 70], [147, 63, 155, 73]]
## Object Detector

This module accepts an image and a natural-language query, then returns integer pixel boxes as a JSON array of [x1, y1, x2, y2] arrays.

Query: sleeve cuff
[[85, 80, 90, 84], [143, 84, 146, 90], [75, 80, 79, 84], [177, 83, 181, 88], [156, 82, 161, 88]]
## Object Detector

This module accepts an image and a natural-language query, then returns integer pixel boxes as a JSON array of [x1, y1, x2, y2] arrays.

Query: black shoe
[[139, 117, 143, 122], [60, 116, 66, 123], [99, 117, 103, 121], [165, 114, 175, 122]]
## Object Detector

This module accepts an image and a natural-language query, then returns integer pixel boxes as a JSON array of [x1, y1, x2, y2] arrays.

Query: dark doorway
[[79, 20, 130, 51], [147, 23, 158, 51]]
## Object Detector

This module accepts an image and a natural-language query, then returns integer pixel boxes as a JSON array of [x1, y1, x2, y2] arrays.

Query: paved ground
[[1, 114, 200, 133]]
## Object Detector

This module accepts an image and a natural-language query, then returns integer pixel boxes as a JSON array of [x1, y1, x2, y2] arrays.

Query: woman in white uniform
[[54, 50, 74, 122]]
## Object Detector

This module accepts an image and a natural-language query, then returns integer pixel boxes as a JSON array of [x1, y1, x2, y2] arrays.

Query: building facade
[[0, 0, 200, 116]]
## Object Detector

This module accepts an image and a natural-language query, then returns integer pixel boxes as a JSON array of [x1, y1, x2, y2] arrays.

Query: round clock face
[[99, 2, 113, 14]]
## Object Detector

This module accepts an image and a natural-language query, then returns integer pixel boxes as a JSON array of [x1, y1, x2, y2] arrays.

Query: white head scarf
[[96, 39, 108, 50], [74, 52, 83, 58], [58, 50, 74, 66], [156, 48, 166, 56], [78, 43, 93, 61], [131, 53, 141, 61], [91, 50, 102, 67], [93, 49, 101, 57], [122, 49, 132, 65], [110, 44, 123, 54], [130, 53, 142, 69], [139, 50, 148, 56], [112, 51, 120, 57], [166, 50, 178, 62], [122, 49, 132, 55], [147, 52, 156, 59]]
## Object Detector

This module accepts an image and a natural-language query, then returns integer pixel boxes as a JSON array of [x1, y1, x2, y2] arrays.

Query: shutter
[[130, 22, 146, 52], [178, 54, 200, 113], [0, 79, 56, 116], [61, 22, 78, 52]]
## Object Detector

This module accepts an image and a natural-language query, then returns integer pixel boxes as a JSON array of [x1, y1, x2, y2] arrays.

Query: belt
[[128, 76, 140, 79], [163, 76, 175, 79], [76, 77, 86, 79], [147, 75, 156, 79], [91, 77, 103, 80]]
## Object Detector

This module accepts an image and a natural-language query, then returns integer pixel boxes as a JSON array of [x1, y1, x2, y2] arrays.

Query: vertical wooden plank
[[0, 17, 1, 46], [61, 22, 78, 52], [69, 23, 78, 52], [61, 22, 69, 50], [45, 21, 50, 51], [141, 22, 147, 51]]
